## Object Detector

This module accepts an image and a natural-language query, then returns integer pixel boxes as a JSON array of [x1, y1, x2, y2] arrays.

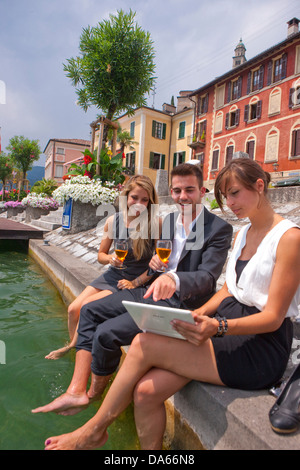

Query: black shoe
[[269, 363, 300, 435]]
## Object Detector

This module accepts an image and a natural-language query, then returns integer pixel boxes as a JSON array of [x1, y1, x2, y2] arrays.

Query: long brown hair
[[120, 175, 159, 260], [214, 158, 271, 210]]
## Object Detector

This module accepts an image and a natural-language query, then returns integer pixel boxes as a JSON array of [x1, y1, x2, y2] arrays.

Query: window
[[269, 88, 281, 115], [225, 107, 240, 129], [125, 151, 135, 172], [225, 144, 234, 164], [246, 139, 255, 160], [267, 54, 287, 85], [289, 82, 300, 108], [56, 147, 65, 155], [227, 76, 242, 102], [265, 129, 279, 162], [55, 164, 63, 178], [211, 148, 219, 170], [149, 152, 165, 169], [291, 128, 300, 157], [173, 151, 186, 167], [214, 112, 223, 134], [152, 121, 166, 140], [216, 85, 225, 109], [247, 66, 264, 94], [295, 45, 300, 75], [178, 121, 186, 139], [130, 121, 135, 137], [197, 94, 208, 115], [195, 120, 206, 141], [244, 100, 262, 123]]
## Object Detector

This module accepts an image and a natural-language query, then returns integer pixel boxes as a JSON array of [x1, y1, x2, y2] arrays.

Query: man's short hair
[[171, 163, 203, 188]]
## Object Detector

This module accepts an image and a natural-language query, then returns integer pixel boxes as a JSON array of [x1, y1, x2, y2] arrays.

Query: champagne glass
[[114, 240, 128, 269], [156, 240, 172, 272]]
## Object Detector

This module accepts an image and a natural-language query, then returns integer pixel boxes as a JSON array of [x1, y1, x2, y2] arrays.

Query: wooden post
[[96, 121, 104, 176]]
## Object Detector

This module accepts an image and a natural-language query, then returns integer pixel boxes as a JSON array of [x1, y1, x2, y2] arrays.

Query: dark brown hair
[[214, 158, 271, 210], [171, 163, 203, 188]]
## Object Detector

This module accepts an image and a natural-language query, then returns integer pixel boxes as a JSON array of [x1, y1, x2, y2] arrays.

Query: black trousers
[[76, 287, 181, 376]]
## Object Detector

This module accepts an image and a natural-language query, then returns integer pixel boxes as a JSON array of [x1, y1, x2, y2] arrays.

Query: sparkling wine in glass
[[156, 240, 172, 272], [114, 240, 128, 269]]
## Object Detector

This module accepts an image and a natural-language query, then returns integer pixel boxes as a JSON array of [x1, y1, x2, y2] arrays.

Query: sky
[[0, 0, 299, 165]]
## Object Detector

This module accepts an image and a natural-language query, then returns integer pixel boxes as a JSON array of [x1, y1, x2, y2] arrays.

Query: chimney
[[287, 18, 299, 37]]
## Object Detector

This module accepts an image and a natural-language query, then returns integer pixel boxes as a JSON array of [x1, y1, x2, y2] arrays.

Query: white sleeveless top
[[226, 219, 300, 318]]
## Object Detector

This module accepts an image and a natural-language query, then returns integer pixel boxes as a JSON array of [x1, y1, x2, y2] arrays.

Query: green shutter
[[182, 151, 186, 162], [162, 123, 166, 140], [161, 154, 165, 169], [149, 152, 154, 168], [173, 153, 177, 168], [179, 122, 185, 139], [152, 121, 156, 137]]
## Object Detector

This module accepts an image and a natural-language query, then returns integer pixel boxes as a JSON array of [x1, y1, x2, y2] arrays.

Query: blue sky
[[0, 0, 299, 165]]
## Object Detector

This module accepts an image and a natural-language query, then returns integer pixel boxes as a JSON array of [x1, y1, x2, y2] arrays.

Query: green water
[[0, 240, 139, 450]]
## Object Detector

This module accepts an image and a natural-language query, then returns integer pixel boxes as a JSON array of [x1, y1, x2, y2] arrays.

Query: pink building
[[44, 138, 91, 185]]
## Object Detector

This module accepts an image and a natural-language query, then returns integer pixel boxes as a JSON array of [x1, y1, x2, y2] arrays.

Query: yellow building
[[117, 93, 196, 188]]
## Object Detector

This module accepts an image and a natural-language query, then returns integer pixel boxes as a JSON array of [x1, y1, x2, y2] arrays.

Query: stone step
[[30, 219, 61, 231]]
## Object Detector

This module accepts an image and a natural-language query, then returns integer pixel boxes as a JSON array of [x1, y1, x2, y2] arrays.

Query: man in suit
[[32, 163, 233, 415]]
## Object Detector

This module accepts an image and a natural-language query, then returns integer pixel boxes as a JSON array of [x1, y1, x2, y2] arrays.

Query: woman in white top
[[43, 158, 300, 450]]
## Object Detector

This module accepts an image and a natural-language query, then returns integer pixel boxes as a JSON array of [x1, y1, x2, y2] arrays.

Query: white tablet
[[122, 300, 194, 340]]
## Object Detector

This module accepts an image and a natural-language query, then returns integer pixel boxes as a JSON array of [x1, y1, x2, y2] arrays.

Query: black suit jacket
[[153, 207, 233, 309]]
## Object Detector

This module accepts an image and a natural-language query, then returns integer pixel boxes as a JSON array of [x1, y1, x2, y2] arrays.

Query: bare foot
[[45, 345, 72, 360], [32, 391, 90, 416], [44, 422, 109, 450]]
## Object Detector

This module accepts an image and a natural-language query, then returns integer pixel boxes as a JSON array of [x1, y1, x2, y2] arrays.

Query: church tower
[[232, 38, 247, 68]]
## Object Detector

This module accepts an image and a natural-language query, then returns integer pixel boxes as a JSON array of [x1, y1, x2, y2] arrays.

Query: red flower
[[84, 170, 92, 179], [122, 152, 126, 159], [83, 155, 92, 165]]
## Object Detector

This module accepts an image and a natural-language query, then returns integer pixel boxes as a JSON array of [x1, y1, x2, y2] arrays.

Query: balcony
[[188, 133, 206, 149]]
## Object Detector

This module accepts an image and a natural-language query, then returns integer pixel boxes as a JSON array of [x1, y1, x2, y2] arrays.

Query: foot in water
[[44, 423, 109, 450], [32, 392, 90, 416], [45, 345, 72, 360]]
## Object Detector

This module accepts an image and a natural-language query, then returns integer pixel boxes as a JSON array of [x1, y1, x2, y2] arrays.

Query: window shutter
[[149, 152, 154, 168], [152, 121, 156, 137], [247, 72, 251, 94], [173, 153, 177, 168], [161, 154, 165, 169], [258, 65, 264, 89], [162, 123, 166, 140], [244, 104, 249, 122], [126, 153, 129, 167], [246, 140, 255, 160], [225, 113, 229, 129], [235, 108, 240, 126], [179, 122, 185, 139], [237, 77, 242, 98], [132, 152, 136, 172], [281, 53, 287, 80], [204, 94, 209, 113], [182, 151, 186, 162], [212, 150, 219, 170], [257, 100, 262, 119], [267, 61, 272, 85], [227, 82, 231, 102], [289, 88, 295, 107]]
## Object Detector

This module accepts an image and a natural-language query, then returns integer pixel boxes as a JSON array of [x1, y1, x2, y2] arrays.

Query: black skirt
[[211, 297, 293, 390]]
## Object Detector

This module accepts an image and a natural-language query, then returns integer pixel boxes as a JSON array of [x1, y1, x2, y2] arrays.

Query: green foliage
[[0, 152, 13, 183], [67, 148, 126, 186], [30, 178, 58, 196], [6, 136, 41, 185], [63, 9, 156, 120], [209, 198, 219, 210]]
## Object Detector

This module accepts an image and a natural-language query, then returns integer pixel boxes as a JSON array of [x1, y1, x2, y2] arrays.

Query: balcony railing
[[188, 134, 206, 148]]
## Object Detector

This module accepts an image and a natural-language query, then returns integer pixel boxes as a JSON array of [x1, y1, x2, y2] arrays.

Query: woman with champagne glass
[[46, 175, 160, 360]]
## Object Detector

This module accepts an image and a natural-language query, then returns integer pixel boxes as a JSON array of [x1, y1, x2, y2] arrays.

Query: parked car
[[272, 176, 300, 187]]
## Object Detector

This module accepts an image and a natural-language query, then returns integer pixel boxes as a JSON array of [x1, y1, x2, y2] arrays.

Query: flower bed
[[21, 193, 60, 210], [52, 175, 119, 206]]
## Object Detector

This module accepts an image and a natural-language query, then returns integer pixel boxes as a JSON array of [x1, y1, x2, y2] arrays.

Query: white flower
[[52, 179, 120, 206], [21, 193, 59, 209]]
